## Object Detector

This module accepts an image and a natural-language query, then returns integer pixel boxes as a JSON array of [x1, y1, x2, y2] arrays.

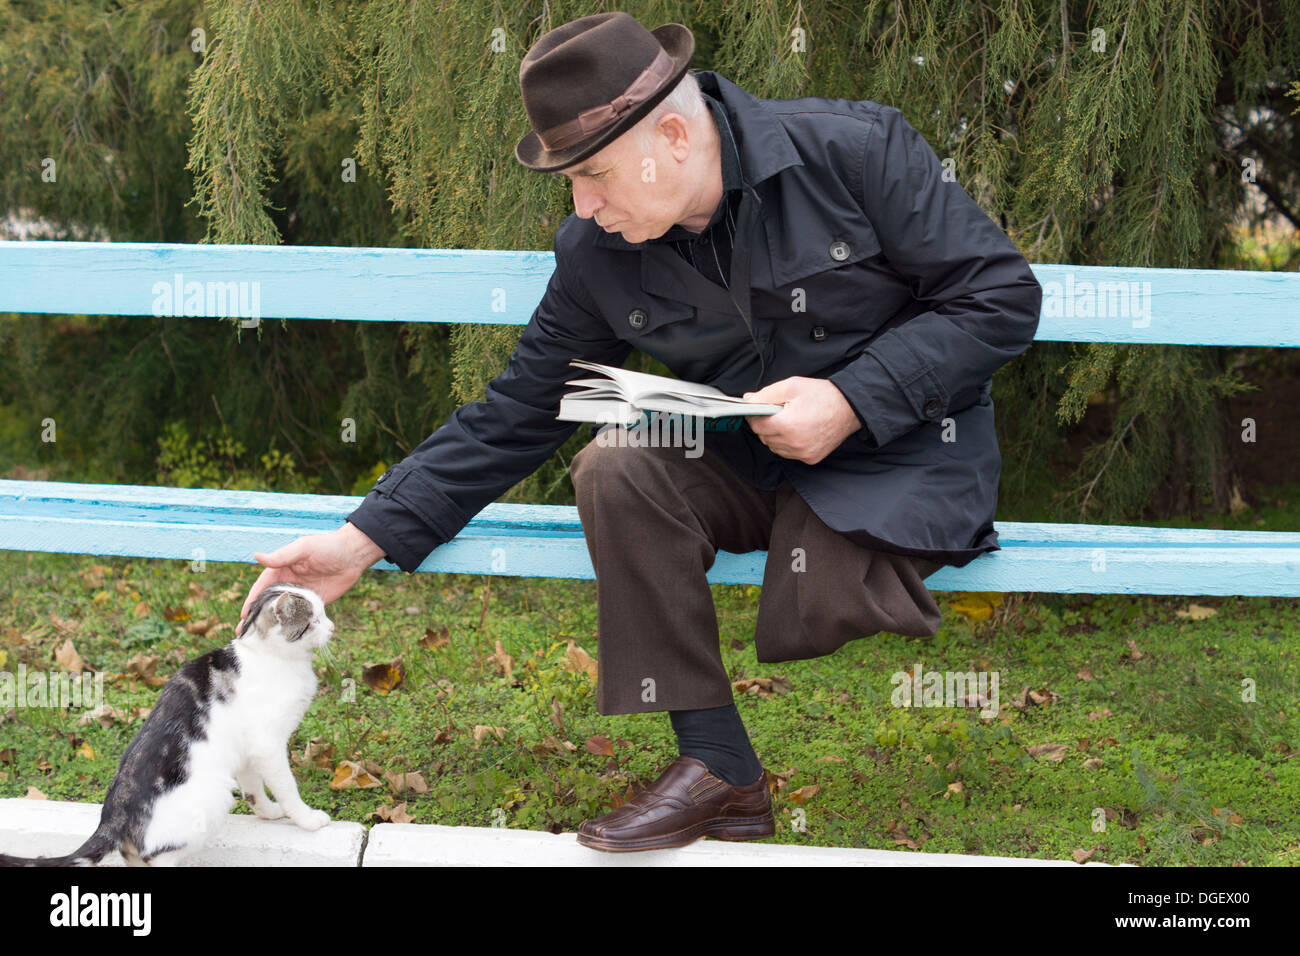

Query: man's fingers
[[254, 540, 303, 568], [744, 377, 799, 404]]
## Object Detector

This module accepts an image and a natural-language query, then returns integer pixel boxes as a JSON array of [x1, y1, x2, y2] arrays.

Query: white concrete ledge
[[363, 822, 1112, 866], [0, 799, 366, 866], [1, 799, 1118, 866]]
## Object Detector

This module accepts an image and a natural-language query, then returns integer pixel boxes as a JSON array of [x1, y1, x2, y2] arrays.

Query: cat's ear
[[238, 585, 287, 639], [273, 592, 312, 643]]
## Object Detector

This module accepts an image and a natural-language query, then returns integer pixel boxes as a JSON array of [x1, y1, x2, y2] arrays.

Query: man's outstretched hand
[[238, 522, 386, 636], [742, 376, 863, 465]]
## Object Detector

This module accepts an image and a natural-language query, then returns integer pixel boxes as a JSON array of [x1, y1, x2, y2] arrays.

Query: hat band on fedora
[[535, 47, 676, 152]]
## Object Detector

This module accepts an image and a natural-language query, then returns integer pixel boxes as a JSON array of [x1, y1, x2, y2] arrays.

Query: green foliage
[[155, 420, 311, 492]]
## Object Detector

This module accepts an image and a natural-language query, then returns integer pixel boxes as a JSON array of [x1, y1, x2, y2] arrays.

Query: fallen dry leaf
[[1176, 603, 1217, 620], [1083, 758, 1104, 770], [1072, 848, 1096, 864], [183, 614, 220, 635], [292, 737, 336, 769], [788, 784, 821, 804], [75, 742, 95, 760], [77, 704, 124, 728], [765, 767, 797, 793], [1077, 667, 1097, 681], [564, 640, 598, 680], [732, 675, 792, 697], [472, 725, 505, 746], [25, 786, 47, 800], [488, 641, 514, 681], [1025, 744, 1070, 762], [1009, 685, 1061, 711], [887, 821, 928, 849], [54, 638, 87, 673], [330, 760, 382, 790], [361, 656, 405, 695], [1088, 708, 1114, 721], [78, 565, 113, 588], [368, 802, 414, 824], [949, 591, 1005, 622], [420, 625, 450, 649], [585, 735, 615, 758], [383, 770, 429, 795], [1126, 639, 1145, 660], [126, 653, 166, 688], [532, 736, 578, 755], [816, 755, 846, 763]]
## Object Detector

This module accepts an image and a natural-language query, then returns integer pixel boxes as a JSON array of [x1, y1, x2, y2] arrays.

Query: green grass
[[2, 518, 1298, 865]]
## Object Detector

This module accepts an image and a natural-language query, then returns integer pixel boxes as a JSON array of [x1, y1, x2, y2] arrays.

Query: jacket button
[[829, 240, 850, 261], [810, 326, 827, 342], [376, 467, 393, 485], [923, 398, 942, 419], [628, 308, 647, 330]]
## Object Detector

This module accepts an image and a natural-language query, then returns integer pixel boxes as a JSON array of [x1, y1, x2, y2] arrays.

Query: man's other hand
[[742, 376, 863, 465]]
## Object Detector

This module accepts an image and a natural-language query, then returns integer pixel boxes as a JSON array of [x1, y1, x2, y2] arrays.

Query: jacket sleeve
[[345, 223, 632, 573], [828, 105, 1042, 449]]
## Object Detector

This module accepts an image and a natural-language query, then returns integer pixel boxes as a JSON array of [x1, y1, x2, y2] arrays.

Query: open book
[[556, 359, 784, 426]]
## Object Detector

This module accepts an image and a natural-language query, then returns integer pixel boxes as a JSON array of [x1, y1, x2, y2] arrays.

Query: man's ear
[[656, 112, 692, 162]]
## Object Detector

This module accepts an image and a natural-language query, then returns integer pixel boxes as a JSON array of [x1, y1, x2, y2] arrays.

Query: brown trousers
[[569, 430, 944, 715]]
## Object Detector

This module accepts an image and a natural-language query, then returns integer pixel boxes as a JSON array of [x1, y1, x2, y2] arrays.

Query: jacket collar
[[591, 70, 802, 253]]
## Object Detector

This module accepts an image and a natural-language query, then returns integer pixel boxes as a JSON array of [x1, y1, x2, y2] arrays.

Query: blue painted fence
[[2, 240, 1298, 346], [1, 240, 1297, 596]]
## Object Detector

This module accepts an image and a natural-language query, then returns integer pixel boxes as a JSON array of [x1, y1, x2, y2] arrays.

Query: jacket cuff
[[829, 331, 948, 449], [345, 494, 444, 575]]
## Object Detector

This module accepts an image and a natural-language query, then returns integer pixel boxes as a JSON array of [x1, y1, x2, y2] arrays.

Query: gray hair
[[633, 71, 705, 152]]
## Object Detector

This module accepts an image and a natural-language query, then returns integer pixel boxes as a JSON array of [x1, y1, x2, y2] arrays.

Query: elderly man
[[241, 11, 1041, 852]]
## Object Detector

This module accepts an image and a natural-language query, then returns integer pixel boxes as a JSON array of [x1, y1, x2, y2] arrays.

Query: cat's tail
[[0, 824, 117, 867]]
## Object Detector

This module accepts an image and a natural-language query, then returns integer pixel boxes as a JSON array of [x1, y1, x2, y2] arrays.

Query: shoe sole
[[575, 812, 776, 852]]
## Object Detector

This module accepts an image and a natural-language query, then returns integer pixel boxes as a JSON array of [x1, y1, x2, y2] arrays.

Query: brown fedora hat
[[515, 12, 695, 172]]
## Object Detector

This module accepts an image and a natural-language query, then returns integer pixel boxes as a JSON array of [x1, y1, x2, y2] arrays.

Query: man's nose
[[571, 180, 603, 220]]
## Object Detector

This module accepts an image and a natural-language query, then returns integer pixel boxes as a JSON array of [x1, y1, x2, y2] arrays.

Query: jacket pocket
[[612, 298, 697, 340], [763, 195, 884, 290]]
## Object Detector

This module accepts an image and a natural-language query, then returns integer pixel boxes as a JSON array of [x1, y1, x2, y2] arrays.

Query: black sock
[[669, 703, 763, 786]]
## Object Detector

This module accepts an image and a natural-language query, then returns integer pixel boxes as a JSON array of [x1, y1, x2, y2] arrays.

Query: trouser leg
[[569, 433, 777, 715], [754, 484, 945, 663]]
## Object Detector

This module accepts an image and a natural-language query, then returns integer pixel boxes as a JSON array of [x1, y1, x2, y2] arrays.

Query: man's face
[[553, 115, 690, 244]]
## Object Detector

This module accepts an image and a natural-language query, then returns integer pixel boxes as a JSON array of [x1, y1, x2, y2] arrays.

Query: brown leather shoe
[[576, 756, 774, 851]]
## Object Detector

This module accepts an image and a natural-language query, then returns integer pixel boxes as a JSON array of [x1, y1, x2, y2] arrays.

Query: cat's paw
[[253, 800, 285, 821], [292, 808, 330, 831]]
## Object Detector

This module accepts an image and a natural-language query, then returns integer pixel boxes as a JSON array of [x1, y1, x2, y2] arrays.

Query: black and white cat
[[0, 583, 334, 867]]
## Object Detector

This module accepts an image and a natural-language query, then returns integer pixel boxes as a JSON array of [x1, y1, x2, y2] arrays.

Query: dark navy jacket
[[346, 70, 1043, 572]]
